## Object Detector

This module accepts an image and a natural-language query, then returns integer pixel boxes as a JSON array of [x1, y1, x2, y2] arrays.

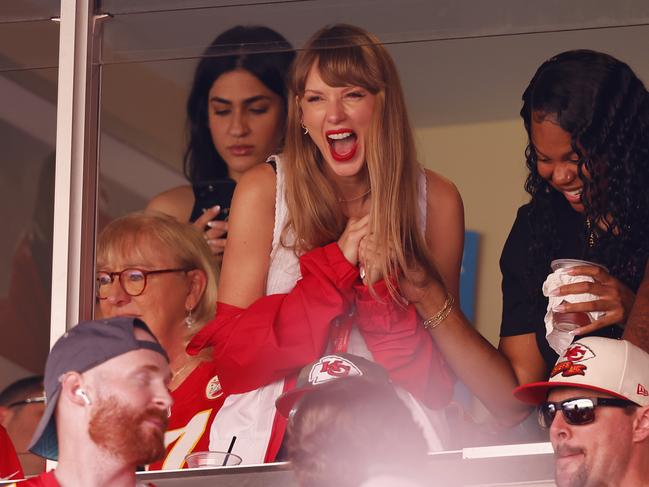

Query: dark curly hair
[[521, 49, 649, 293], [184, 25, 295, 184]]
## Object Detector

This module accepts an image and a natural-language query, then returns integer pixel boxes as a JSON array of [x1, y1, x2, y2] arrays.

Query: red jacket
[[190, 242, 453, 406], [0, 425, 23, 481], [188, 243, 453, 459]]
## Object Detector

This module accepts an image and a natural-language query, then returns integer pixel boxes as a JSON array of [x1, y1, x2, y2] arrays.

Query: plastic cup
[[549, 259, 608, 332], [550, 258, 608, 273], [185, 451, 243, 468], [553, 307, 592, 332]]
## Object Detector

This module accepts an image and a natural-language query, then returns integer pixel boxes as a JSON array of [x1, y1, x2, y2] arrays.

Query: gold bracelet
[[422, 293, 455, 330]]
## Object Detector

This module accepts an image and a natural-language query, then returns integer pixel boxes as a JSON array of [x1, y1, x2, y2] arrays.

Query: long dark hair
[[521, 49, 649, 291], [184, 25, 295, 183]]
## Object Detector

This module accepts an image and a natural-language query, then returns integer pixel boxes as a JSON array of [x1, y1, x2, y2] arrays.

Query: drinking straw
[[1, 471, 19, 481], [222, 435, 237, 466]]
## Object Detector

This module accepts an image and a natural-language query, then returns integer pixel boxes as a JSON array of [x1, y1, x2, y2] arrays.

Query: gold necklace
[[586, 217, 596, 248], [170, 357, 197, 386], [338, 188, 371, 203]]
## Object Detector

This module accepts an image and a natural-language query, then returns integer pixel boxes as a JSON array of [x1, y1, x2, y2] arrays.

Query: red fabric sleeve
[[353, 280, 454, 409], [187, 243, 359, 394], [0, 425, 24, 480]]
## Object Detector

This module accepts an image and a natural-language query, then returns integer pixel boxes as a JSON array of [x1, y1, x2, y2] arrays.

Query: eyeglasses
[[96, 268, 192, 299], [538, 397, 636, 428], [8, 395, 46, 408]]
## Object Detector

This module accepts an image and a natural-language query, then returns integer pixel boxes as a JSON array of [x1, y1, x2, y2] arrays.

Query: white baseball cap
[[514, 337, 649, 406]]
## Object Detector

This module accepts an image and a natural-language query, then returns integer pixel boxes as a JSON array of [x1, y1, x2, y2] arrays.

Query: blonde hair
[[96, 211, 217, 343], [284, 24, 436, 298]]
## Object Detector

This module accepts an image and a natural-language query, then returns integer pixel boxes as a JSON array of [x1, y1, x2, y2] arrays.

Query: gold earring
[[301, 123, 309, 135]]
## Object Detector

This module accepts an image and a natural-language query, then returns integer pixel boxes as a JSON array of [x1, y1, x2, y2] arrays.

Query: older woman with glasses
[[96, 211, 221, 470]]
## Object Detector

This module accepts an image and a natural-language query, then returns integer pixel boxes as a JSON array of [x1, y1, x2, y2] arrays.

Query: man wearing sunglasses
[[0, 376, 46, 476], [515, 336, 649, 487]]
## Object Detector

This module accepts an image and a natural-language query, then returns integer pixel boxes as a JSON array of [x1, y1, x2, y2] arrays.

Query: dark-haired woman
[[148, 26, 295, 258], [336, 49, 649, 428], [499, 49, 649, 385]]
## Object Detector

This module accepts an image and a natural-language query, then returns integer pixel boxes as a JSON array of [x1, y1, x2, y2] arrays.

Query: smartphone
[[194, 179, 237, 222]]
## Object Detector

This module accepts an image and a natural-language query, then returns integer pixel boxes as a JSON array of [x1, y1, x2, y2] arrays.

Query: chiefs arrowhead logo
[[563, 343, 595, 362], [551, 343, 596, 378], [308, 355, 362, 386], [205, 375, 223, 400]]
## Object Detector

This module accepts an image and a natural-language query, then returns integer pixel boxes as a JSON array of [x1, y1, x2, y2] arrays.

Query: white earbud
[[75, 389, 92, 406]]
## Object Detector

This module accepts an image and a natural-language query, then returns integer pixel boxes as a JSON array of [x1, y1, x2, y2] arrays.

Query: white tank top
[[266, 154, 427, 296]]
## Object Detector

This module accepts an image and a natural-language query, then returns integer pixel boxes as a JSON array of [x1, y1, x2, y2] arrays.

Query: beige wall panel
[[416, 120, 529, 345]]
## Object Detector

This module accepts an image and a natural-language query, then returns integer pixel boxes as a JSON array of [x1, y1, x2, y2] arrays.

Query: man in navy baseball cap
[[22, 317, 172, 487]]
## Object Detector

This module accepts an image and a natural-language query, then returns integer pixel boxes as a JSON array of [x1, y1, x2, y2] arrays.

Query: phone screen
[[194, 179, 237, 221]]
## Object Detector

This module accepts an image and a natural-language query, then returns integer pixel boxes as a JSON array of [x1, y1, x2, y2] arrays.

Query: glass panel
[[0, 19, 59, 71], [0, 0, 59, 23], [0, 14, 57, 479], [95, 0, 649, 455], [99, 0, 649, 63], [0, 65, 57, 472], [99, 0, 290, 15]]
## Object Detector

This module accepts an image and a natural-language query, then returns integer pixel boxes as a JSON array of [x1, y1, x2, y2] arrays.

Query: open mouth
[[562, 188, 583, 204], [326, 129, 358, 162]]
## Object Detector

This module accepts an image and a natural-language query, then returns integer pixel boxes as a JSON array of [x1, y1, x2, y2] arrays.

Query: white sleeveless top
[[209, 156, 447, 461], [266, 154, 427, 295]]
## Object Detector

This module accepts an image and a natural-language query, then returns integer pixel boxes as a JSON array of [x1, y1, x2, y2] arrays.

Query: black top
[[499, 198, 623, 373], [189, 184, 206, 222]]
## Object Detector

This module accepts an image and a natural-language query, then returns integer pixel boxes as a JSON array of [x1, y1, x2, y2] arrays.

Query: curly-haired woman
[[499, 50, 649, 384], [361, 49, 649, 428]]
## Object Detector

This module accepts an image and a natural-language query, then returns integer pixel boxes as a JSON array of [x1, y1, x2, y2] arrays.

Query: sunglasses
[[8, 395, 46, 408], [538, 397, 636, 428]]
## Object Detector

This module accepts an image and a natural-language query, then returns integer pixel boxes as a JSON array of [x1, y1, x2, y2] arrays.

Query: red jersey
[[148, 361, 225, 470], [1, 425, 23, 481], [7, 470, 58, 486]]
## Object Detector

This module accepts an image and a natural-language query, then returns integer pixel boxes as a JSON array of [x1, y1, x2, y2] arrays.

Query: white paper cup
[[185, 451, 242, 468], [549, 259, 608, 331]]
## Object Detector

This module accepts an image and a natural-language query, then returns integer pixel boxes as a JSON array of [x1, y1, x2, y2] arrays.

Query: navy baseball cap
[[28, 317, 169, 460]]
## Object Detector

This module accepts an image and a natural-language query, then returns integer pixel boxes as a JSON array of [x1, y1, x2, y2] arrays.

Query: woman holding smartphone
[[148, 25, 295, 258]]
